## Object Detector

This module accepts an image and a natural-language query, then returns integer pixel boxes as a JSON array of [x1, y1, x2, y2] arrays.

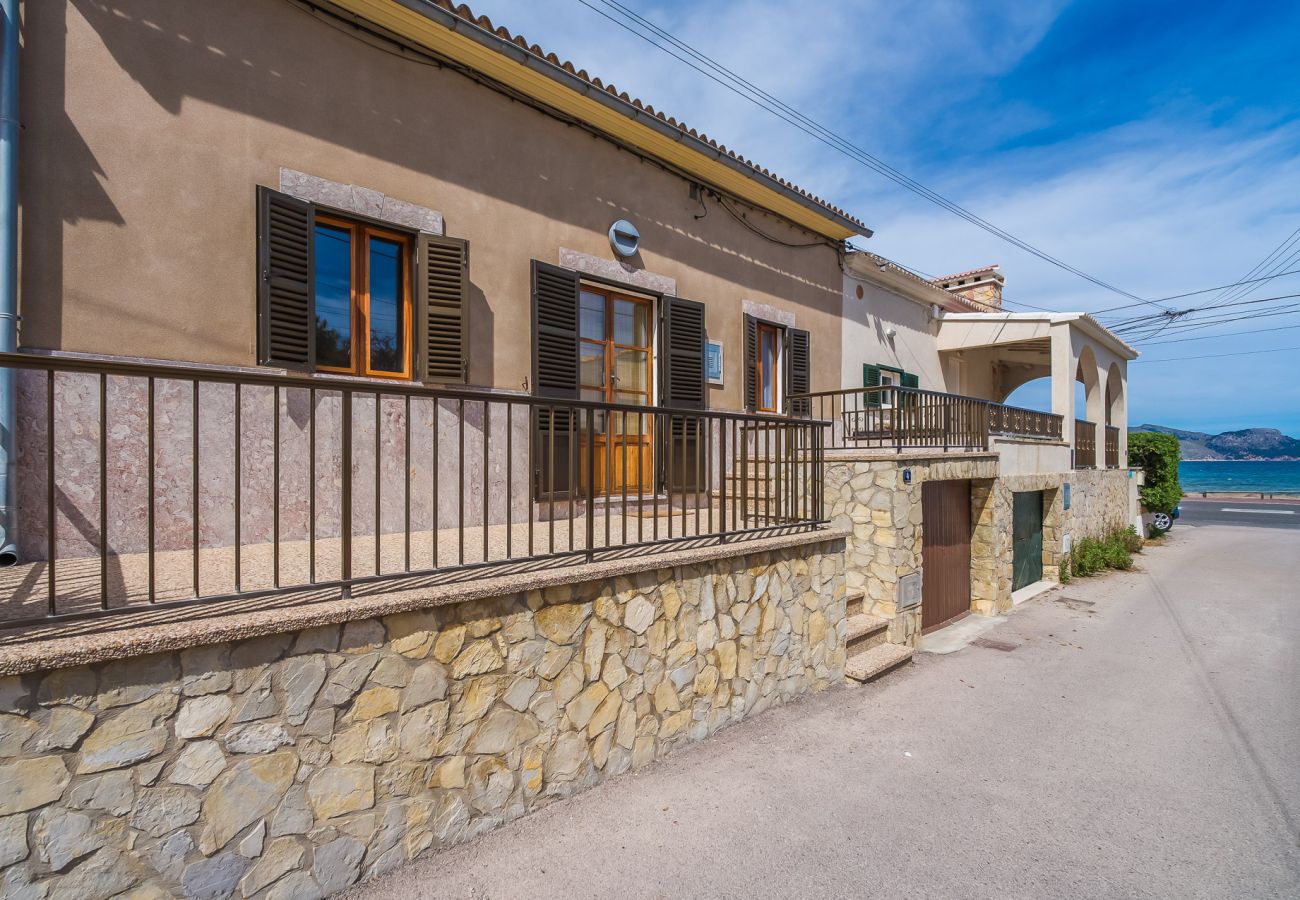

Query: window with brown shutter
[[255, 186, 469, 382]]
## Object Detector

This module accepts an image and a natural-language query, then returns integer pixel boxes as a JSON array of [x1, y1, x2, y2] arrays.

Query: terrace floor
[[0, 502, 811, 633]]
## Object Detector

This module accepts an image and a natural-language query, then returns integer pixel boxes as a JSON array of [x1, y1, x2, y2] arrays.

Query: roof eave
[[328, 0, 872, 241], [940, 312, 1139, 360], [845, 251, 981, 312]]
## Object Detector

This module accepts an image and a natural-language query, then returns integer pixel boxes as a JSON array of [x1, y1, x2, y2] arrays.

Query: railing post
[[341, 390, 352, 600], [585, 405, 596, 561], [718, 415, 727, 542]]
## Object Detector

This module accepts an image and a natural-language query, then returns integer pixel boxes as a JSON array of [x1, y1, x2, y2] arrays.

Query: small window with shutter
[[256, 186, 469, 383], [743, 314, 808, 415]]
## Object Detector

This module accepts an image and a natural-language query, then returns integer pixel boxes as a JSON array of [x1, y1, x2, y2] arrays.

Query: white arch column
[[1050, 323, 1075, 446]]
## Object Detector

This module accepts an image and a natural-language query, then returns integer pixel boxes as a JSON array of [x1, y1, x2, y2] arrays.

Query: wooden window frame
[[314, 213, 414, 381], [578, 284, 655, 407], [755, 320, 782, 413]]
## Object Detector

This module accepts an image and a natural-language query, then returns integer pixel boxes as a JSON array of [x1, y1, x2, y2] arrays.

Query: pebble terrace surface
[[0, 537, 846, 899]]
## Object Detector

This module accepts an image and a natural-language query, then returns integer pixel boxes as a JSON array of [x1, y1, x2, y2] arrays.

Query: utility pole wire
[[575, 0, 1160, 309]]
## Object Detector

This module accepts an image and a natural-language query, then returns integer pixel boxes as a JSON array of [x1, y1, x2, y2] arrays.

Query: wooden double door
[[578, 286, 654, 494], [921, 479, 973, 631]]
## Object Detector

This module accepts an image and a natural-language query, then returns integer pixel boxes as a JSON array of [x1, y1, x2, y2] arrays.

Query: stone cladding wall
[[0, 541, 844, 899], [824, 454, 997, 646], [1064, 468, 1134, 542]]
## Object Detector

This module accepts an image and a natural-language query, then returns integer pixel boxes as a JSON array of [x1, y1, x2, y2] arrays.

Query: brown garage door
[[921, 479, 973, 631]]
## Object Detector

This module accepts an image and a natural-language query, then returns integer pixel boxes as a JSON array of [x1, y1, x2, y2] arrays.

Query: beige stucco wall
[[18, 0, 843, 411], [841, 273, 951, 393], [992, 437, 1072, 477]]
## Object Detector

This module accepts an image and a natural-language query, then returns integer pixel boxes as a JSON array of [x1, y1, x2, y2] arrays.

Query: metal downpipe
[[0, 0, 20, 566]]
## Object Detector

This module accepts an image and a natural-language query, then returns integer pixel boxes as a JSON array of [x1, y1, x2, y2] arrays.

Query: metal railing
[[987, 402, 1065, 441], [1074, 419, 1098, 469], [787, 386, 1064, 451], [0, 352, 827, 629], [1104, 425, 1121, 468]]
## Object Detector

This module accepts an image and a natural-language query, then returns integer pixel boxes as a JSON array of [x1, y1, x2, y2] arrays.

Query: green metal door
[[1012, 491, 1044, 591]]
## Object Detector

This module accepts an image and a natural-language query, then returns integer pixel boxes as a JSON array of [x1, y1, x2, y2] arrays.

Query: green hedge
[[1128, 431, 1181, 512]]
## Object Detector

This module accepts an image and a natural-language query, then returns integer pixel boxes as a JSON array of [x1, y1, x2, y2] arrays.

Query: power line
[[1138, 322, 1300, 347], [1125, 305, 1300, 341], [1131, 345, 1300, 364], [1203, 227, 1300, 308], [1117, 307, 1300, 341], [1092, 266, 1300, 314], [575, 0, 1159, 309], [1107, 290, 1300, 334]]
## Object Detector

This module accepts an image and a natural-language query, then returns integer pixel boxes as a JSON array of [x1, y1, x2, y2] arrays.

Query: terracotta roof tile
[[930, 264, 1003, 283], [418, 0, 868, 233]]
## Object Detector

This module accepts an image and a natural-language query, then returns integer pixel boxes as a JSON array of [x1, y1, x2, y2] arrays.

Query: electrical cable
[[1131, 345, 1300, 364], [1091, 266, 1300, 314], [1138, 321, 1300, 347], [577, 0, 1158, 308]]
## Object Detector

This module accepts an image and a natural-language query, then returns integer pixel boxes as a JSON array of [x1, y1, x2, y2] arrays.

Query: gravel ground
[[347, 522, 1300, 899]]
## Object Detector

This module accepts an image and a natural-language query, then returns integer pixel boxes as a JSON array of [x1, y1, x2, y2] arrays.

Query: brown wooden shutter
[[531, 262, 580, 401], [660, 296, 706, 410], [256, 186, 315, 371], [660, 296, 707, 495], [417, 234, 469, 384], [786, 328, 811, 416], [531, 261, 580, 498], [743, 313, 758, 412]]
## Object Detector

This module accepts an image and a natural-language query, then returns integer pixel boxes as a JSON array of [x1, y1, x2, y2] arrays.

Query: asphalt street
[[1178, 497, 1300, 530], [348, 522, 1300, 900]]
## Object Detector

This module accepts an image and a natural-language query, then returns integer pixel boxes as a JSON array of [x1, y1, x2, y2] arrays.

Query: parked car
[[1149, 504, 1181, 535]]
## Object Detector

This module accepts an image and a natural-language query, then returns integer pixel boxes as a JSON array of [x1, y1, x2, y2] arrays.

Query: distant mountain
[[1133, 424, 1300, 461]]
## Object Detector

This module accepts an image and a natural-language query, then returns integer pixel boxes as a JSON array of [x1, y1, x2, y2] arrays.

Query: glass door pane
[[760, 328, 776, 410], [614, 349, 648, 393], [367, 236, 405, 373], [613, 299, 648, 345], [314, 223, 353, 369], [580, 291, 607, 341]]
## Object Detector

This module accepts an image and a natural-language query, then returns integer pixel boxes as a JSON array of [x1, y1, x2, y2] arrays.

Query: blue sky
[[470, 0, 1300, 435]]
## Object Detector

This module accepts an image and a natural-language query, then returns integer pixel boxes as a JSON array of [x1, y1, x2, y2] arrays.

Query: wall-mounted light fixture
[[609, 219, 640, 258]]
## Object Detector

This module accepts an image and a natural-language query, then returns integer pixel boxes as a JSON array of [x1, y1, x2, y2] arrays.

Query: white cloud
[[464, 0, 1300, 432]]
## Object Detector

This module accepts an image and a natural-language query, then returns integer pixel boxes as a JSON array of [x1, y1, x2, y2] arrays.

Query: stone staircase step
[[844, 643, 914, 683], [845, 589, 865, 618], [844, 612, 888, 651]]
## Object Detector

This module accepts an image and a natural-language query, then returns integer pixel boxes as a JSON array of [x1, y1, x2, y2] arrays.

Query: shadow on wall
[[18, 0, 126, 351], [26, 0, 839, 347]]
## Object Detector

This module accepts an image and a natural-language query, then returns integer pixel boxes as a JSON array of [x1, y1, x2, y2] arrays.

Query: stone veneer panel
[[824, 455, 1132, 633], [823, 454, 997, 647], [279, 169, 445, 235], [557, 248, 677, 296], [0, 541, 844, 898]]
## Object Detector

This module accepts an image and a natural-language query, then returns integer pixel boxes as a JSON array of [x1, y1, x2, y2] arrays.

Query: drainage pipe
[[0, 0, 20, 566]]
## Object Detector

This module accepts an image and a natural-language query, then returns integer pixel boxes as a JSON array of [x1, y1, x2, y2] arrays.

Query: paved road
[[348, 524, 1300, 900], [1178, 497, 1300, 530]]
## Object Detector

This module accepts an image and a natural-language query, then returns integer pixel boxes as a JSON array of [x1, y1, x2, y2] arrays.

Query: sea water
[[1178, 460, 1300, 494]]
